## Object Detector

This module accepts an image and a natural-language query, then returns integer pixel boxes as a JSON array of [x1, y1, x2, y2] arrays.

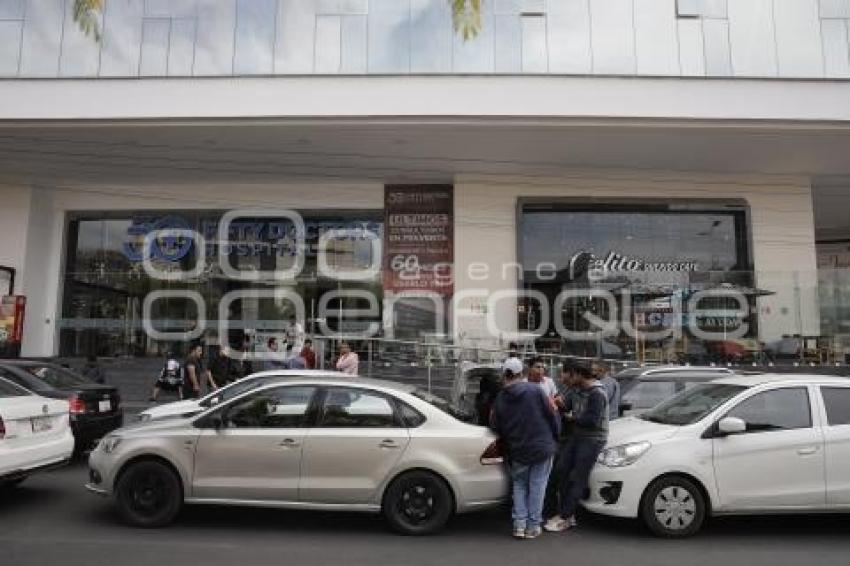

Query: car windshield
[[639, 383, 747, 426], [19, 364, 93, 388], [410, 388, 471, 422], [200, 378, 266, 407]]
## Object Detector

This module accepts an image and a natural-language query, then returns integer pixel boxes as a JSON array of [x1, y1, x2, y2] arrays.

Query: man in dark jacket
[[544, 363, 609, 532], [491, 357, 561, 539]]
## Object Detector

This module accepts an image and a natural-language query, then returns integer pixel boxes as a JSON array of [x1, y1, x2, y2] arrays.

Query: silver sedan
[[86, 376, 508, 535]]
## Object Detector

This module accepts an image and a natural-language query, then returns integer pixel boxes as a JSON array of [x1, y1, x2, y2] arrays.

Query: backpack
[[160, 359, 183, 386]]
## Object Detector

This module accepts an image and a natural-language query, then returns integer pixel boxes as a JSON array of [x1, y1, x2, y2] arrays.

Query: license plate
[[98, 400, 112, 412], [31, 416, 52, 433]]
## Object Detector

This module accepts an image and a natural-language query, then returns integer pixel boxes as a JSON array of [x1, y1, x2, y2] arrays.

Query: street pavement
[[3, 461, 850, 566]]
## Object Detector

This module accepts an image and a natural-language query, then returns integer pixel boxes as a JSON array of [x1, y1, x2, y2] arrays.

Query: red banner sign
[[383, 185, 454, 297]]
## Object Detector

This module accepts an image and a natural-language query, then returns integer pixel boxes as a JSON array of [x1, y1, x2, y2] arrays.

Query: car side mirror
[[718, 416, 746, 436]]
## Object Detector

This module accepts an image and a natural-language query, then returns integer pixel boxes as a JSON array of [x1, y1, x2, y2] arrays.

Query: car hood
[[606, 416, 682, 447], [116, 415, 198, 437], [141, 399, 203, 419]]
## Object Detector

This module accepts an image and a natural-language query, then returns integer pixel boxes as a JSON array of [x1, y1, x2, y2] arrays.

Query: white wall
[[453, 171, 818, 347]]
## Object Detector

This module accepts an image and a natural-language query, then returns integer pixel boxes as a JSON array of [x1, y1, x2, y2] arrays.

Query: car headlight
[[99, 435, 123, 454], [598, 441, 651, 468]]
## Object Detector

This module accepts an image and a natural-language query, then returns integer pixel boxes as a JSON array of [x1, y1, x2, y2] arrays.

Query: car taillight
[[0, 416, 5, 439], [480, 440, 505, 465], [69, 396, 86, 414]]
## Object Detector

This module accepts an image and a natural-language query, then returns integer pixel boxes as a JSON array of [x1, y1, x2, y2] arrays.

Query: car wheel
[[640, 476, 706, 538], [114, 460, 182, 528], [382, 471, 453, 535]]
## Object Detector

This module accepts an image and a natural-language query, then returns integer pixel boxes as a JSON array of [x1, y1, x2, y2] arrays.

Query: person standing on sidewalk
[[594, 361, 621, 421], [544, 364, 609, 533], [299, 338, 317, 369], [335, 342, 359, 375], [491, 358, 561, 540], [183, 342, 214, 399], [528, 356, 558, 399]]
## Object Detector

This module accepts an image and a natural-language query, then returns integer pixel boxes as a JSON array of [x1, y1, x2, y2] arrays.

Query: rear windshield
[[0, 376, 31, 397], [410, 389, 470, 422], [18, 364, 93, 389]]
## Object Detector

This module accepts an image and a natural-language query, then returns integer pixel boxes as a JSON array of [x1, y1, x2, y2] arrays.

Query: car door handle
[[279, 438, 300, 448], [797, 446, 819, 456], [378, 439, 400, 449]]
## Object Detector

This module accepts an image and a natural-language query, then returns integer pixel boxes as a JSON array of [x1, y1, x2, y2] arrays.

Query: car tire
[[640, 475, 706, 538], [114, 460, 183, 528], [382, 470, 454, 536]]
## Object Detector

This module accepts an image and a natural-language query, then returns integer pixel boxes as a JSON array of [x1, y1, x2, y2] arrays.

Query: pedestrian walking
[[183, 342, 214, 399], [335, 342, 359, 375], [150, 352, 183, 402], [544, 364, 609, 533], [594, 361, 621, 421], [490, 358, 561, 540], [210, 346, 238, 387]]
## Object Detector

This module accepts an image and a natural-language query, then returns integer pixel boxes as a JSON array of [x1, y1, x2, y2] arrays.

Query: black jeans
[[557, 436, 606, 519]]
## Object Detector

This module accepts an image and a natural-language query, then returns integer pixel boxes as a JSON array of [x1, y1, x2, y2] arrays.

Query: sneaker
[[543, 516, 569, 532], [513, 526, 526, 539], [524, 526, 542, 539]]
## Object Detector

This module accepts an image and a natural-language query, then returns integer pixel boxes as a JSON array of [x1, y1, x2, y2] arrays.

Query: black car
[[0, 360, 122, 453]]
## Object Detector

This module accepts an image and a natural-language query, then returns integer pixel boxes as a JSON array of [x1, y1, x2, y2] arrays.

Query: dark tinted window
[[0, 376, 30, 397], [822, 387, 850, 426], [224, 386, 316, 429], [18, 364, 92, 388], [319, 388, 397, 428], [0, 366, 52, 392], [727, 388, 811, 433], [398, 401, 426, 428]]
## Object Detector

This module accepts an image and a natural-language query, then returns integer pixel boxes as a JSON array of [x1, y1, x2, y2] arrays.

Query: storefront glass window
[[519, 202, 756, 364]]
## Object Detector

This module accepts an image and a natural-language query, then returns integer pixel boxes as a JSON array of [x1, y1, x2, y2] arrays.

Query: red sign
[[0, 295, 26, 356], [383, 185, 454, 297]]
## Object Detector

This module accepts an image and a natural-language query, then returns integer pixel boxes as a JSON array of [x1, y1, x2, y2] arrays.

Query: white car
[[0, 375, 74, 487], [139, 370, 349, 422], [583, 373, 850, 537]]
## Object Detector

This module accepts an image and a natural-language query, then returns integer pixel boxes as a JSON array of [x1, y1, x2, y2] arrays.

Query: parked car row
[[6, 359, 850, 539], [0, 360, 123, 488]]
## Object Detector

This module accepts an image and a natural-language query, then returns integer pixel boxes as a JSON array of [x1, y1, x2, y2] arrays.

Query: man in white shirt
[[528, 357, 558, 398]]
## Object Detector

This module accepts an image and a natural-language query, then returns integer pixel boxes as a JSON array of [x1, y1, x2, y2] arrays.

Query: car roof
[[615, 366, 735, 380], [711, 373, 850, 387], [244, 370, 418, 394]]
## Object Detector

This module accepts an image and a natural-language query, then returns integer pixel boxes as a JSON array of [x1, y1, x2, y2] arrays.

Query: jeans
[[557, 437, 606, 519], [509, 457, 554, 531]]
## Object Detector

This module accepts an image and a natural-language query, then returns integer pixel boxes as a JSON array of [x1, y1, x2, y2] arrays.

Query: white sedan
[[0, 375, 74, 487], [139, 370, 349, 422], [583, 373, 850, 537]]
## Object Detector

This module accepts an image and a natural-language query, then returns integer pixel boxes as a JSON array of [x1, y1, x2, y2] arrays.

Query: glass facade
[[518, 202, 757, 364], [0, 0, 846, 79], [59, 210, 383, 358]]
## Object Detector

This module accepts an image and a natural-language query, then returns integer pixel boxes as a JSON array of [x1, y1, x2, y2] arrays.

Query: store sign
[[121, 214, 380, 262], [568, 250, 699, 281], [0, 295, 26, 357], [383, 185, 454, 296]]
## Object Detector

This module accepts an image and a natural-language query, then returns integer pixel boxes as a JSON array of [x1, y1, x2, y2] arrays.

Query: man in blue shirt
[[491, 357, 561, 539]]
